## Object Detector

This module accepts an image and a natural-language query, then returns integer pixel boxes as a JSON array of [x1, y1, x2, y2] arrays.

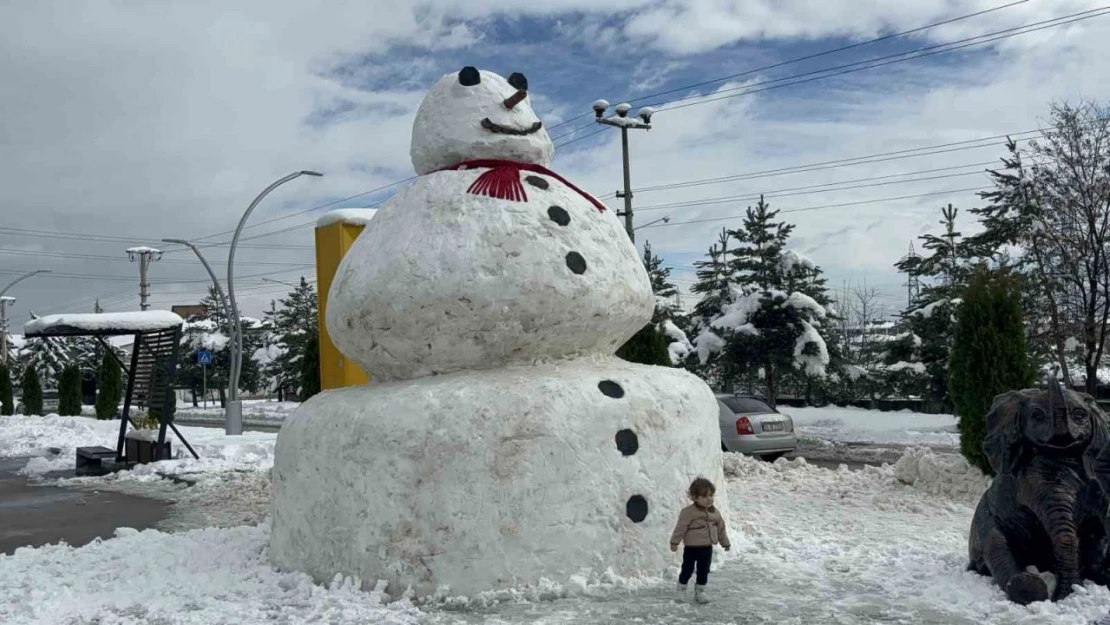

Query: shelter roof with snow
[[23, 311, 184, 337]]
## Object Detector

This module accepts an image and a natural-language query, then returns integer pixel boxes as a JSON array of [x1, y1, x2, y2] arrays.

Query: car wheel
[[761, 452, 785, 462], [721, 442, 729, 452]]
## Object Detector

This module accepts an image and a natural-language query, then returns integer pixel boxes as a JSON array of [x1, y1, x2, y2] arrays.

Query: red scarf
[[437, 159, 607, 212]]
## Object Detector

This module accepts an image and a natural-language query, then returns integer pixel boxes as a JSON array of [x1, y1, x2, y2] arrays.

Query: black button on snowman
[[271, 67, 724, 599]]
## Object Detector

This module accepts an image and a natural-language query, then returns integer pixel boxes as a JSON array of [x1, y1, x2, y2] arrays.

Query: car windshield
[[722, 397, 774, 414]]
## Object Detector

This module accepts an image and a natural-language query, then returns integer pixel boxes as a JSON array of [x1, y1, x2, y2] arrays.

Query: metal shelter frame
[[23, 319, 199, 462]]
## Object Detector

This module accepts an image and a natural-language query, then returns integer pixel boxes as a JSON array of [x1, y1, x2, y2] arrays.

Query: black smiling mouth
[[481, 118, 543, 135]]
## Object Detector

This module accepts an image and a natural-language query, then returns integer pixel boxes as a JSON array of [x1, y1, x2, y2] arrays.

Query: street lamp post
[[592, 100, 655, 243], [162, 237, 237, 425], [633, 215, 671, 231], [0, 270, 52, 366], [226, 171, 322, 435]]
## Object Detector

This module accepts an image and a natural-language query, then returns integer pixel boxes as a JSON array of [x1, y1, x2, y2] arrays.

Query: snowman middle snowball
[[327, 68, 655, 381]]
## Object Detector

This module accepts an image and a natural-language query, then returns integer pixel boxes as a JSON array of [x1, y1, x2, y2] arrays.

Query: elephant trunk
[[1036, 485, 1082, 591]]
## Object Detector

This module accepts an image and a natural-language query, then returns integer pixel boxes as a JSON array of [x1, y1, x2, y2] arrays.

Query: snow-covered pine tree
[[21, 336, 73, 389], [687, 228, 734, 385], [694, 197, 832, 406], [617, 241, 679, 367], [262, 278, 318, 399], [894, 203, 976, 412], [642, 241, 679, 323]]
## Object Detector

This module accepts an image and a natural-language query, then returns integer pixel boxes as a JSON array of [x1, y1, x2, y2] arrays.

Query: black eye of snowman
[[459, 66, 481, 87]]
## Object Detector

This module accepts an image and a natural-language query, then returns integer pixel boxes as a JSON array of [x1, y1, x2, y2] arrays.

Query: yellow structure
[[315, 211, 375, 390]]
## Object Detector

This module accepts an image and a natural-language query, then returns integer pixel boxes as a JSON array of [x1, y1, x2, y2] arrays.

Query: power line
[[654, 7, 1110, 114], [546, 0, 1030, 131], [641, 186, 992, 229], [0, 246, 311, 266], [635, 163, 996, 213]]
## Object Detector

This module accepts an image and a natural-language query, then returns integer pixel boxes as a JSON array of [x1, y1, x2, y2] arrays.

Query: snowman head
[[410, 67, 555, 175]]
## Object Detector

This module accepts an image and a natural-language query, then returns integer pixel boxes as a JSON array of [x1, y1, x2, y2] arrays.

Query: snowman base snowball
[[270, 357, 724, 598]]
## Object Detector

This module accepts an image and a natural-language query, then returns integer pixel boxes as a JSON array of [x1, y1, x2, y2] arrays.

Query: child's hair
[[688, 476, 716, 499]]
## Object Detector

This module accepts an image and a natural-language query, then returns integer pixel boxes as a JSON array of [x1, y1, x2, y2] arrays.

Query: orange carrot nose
[[503, 90, 527, 110]]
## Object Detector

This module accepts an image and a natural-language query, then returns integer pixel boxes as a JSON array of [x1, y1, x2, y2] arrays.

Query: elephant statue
[[968, 378, 1110, 604]]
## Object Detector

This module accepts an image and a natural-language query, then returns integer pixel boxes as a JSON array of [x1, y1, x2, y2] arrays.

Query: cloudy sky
[[2, 0, 1109, 329]]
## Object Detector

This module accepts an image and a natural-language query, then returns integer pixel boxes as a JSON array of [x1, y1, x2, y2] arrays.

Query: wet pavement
[[0, 455, 170, 555]]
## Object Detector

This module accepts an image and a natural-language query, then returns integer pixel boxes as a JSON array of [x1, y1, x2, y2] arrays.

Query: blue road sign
[[197, 350, 213, 366]]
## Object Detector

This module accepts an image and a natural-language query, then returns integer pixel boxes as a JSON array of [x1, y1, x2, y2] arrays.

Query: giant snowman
[[271, 66, 724, 598]]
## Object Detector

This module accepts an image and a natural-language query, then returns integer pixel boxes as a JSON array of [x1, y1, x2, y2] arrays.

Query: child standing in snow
[[670, 477, 731, 604]]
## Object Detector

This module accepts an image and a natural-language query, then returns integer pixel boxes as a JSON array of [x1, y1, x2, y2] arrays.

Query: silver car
[[717, 394, 797, 461]]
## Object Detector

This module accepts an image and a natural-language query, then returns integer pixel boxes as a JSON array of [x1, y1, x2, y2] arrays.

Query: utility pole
[[127, 246, 163, 311], [591, 100, 654, 243], [899, 242, 922, 309], [0, 296, 13, 367], [94, 298, 103, 314]]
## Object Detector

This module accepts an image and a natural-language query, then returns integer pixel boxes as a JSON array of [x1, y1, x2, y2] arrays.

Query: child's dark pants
[[679, 545, 713, 585]]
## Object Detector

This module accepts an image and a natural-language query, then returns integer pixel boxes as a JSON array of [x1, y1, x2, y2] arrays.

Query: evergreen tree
[[22, 336, 73, 388], [262, 278, 318, 397], [618, 242, 678, 366], [641, 241, 679, 323], [690, 228, 733, 322], [0, 364, 13, 416], [687, 229, 735, 385], [894, 204, 977, 411], [57, 364, 82, 416], [299, 333, 321, 401], [694, 197, 832, 405], [148, 357, 176, 424], [617, 323, 672, 366], [95, 350, 122, 420], [970, 102, 1110, 393], [21, 366, 42, 416], [949, 266, 1035, 475]]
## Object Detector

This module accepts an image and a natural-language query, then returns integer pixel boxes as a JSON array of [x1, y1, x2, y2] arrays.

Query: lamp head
[[637, 106, 655, 124], [614, 102, 632, 117], [592, 99, 609, 119]]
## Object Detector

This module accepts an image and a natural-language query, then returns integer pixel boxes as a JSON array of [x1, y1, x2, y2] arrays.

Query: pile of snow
[[0, 525, 423, 625], [910, 298, 963, 319], [661, 319, 692, 365], [0, 415, 118, 458], [317, 207, 379, 228], [786, 405, 960, 446], [894, 446, 990, 501]]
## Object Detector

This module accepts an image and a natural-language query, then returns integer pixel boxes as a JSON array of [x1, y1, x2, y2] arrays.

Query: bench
[[75, 446, 117, 476]]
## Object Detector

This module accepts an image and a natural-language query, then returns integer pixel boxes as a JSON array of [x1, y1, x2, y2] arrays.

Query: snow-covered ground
[[785, 405, 960, 447], [0, 415, 276, 482], [174, 399, 299, 423], [4, 446, 1110, 623], [7, 410, 1110, 624]]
